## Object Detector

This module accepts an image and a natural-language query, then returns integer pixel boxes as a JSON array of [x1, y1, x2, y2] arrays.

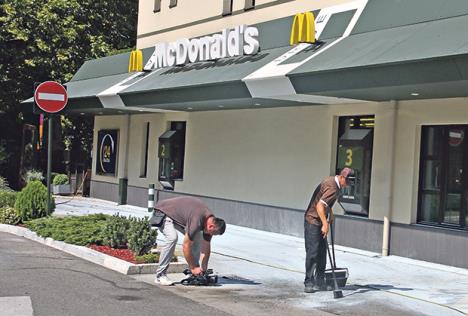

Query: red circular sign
[[34, 81, 68, 113]]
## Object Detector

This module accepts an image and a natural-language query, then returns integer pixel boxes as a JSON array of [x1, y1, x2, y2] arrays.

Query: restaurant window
[[140, 122, 150, 178], [158, 122, 186, 190], [336, 116, 374, 216], [418, 125, 468, 229], [153, 0, 161, 12], [245, 0, 255, 11]]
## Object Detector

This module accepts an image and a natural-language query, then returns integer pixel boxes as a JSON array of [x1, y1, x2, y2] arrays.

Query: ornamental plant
[[103, 214, 130, 249], [26, 214, 109, 246], [135, 253, 159, 264], [0, 190, 16, 208], [0, 207, 20, 225], [127, 216, 157, 256], [52, 174, 69, 185], [14, 180, 55, 221]]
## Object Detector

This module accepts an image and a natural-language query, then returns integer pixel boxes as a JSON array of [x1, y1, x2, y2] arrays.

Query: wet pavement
[[54, 196, 468, 315]]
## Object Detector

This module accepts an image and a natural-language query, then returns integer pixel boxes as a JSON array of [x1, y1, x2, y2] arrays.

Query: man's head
[[338, 167, 355, 187], [205, 216, 226, 236]]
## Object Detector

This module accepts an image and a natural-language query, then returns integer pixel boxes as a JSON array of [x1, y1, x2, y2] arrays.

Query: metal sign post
[[47, 114, 53, 213], [34, 81, 68, 213]]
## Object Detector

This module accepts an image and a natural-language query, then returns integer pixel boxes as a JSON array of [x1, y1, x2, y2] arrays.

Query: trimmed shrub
[[0, 176, 12, 191], [0, 190, 16, 208], [25, 170, 44, 183], [103, 214, 130, 248], [127, 216, 157, 256], [135, 253, 159, 264], [135, 253, 177, 264], [15, 180, 55, 221], [52, 174, 69, 185], [0, 207, 20, 225], [26, 214, 109, 246]]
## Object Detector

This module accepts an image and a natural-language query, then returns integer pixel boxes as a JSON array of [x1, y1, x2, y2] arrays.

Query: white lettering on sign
[[144, 25, 260, 70]]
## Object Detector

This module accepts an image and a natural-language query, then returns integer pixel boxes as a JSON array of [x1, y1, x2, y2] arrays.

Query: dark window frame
[[244, 0, 255, 11], [170, 121, 186, 180], [222, 0, 233, 16], [417, 125, 468, 230], [153, 0, 161, 12], [169, 0, 178, 8], [335, 115, 375, 217], [140, 122, 150, 178]]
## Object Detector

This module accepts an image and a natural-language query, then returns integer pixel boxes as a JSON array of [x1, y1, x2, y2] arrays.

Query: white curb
[[0, 224, 186, 275]]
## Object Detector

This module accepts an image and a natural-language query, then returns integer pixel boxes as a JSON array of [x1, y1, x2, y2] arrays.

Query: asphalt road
[[0, 232, 228, 316]]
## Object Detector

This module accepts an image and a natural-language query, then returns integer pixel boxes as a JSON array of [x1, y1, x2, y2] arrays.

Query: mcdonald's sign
[[128, 49, 143, 72], [290, 12, 316, 45]]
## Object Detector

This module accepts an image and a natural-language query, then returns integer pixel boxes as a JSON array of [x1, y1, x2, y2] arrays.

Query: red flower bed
[[88, 244, 137, 264]]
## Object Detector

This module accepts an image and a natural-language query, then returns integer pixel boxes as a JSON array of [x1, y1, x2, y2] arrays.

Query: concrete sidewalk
[[54, 196, 468, 315]]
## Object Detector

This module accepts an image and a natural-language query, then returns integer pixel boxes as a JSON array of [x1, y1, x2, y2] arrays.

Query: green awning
[[287, 1, 468, 101]]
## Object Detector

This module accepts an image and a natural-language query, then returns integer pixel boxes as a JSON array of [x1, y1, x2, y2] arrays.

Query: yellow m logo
[[290, 12, 316, 45], [128, 49, 143, 72]]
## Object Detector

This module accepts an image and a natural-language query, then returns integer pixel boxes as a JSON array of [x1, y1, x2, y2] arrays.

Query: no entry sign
[[34, 81, 68, 113]]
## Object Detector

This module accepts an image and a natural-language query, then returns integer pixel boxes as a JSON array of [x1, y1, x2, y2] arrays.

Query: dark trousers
[[304, 219, 327, 286]]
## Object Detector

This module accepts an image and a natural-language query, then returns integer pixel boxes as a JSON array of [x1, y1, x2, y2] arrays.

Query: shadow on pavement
[[220, 275, 262, 285], [343, 284, 413, 298]]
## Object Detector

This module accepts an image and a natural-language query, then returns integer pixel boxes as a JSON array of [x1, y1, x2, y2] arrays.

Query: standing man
[[153, 196, 226, 286], [304, 167, 354, 293]]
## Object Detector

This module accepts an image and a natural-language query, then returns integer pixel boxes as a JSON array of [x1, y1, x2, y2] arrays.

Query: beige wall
[[92, 97, 468, 225], [137, 0, 351, 49]]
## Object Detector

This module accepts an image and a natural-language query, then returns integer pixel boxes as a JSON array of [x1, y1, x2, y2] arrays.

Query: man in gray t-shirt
[[153, 196, 226, 286]]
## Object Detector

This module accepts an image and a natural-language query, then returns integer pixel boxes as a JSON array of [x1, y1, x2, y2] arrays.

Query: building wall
[[90, 98, 468, 268], [136, 0, 351, 49], [93, 101, 393, 219]]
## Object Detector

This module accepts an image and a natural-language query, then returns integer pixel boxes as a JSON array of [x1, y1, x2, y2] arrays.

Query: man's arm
[[316, 201, 329, 238], [200, 239, 211, 271], [183, 233, 203, 275]]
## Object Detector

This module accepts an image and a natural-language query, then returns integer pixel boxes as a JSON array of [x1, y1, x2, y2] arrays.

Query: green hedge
[[26, 214, 109, 246], [15, 180, 54, 221], [103, 214, 130, 248], [26, 213, 158, 256], [52, 174, 69, 185], [0, 190, 16, 208]]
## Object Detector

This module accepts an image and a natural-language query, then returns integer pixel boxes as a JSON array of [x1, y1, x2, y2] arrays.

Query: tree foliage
[[0, 0, 138, 187]]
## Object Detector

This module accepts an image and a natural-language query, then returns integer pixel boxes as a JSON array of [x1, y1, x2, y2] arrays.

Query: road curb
[[0, 224, 187, 275]]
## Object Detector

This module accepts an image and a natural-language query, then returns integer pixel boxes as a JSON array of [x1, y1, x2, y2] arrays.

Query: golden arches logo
[[128, 49, 143, 72], [290, 12, 316, 45]]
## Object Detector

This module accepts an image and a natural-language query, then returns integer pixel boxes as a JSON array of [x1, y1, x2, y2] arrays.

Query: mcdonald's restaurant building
[[35, 0, 468, 268]]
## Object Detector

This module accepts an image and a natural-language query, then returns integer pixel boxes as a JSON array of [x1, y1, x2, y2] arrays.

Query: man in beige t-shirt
[[154, 196, 226, 286], [304, 168, 354, 293]]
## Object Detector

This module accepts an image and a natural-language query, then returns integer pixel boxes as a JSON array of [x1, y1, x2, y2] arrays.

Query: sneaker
[[155, 275, 174, 286], [304, 284, 315, 293]]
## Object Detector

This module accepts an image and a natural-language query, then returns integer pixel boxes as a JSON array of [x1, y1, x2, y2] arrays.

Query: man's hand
[[321, 221, 329, 238], [191, 266, 203, 276]]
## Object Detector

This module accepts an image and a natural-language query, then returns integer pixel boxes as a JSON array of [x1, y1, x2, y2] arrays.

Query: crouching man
[[153, 196, 226, 285]]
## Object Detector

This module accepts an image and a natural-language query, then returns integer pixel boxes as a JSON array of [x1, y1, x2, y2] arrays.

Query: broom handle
[[330, 222, 337, 269], [326, 237, 340, 290]]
